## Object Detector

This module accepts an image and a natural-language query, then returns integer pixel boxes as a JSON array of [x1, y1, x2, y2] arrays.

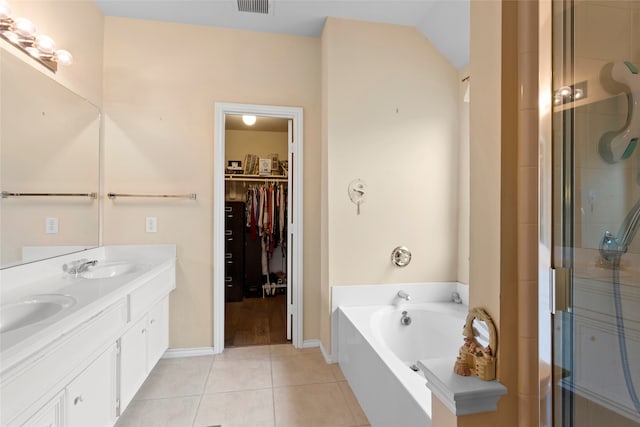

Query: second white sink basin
[[80, 261, 135, 279], [0, 294, 76, 334]]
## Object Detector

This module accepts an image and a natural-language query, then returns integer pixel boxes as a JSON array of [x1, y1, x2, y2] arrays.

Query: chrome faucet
[[452, 291, 463, 304], [397, 290, 411, 301], [63, 258, 98, 277], [599, 197, 640, 261]]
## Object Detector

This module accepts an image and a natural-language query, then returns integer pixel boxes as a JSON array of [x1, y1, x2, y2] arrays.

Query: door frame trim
[[213, 102, 304, 352]]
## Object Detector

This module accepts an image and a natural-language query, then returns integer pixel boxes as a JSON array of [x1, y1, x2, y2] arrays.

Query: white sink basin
[[0, 294, 76, 334], [80, 261, 135, 279]]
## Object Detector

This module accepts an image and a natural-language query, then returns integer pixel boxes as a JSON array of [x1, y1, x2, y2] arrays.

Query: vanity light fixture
[[242, 115, 257, 126], [553, 81, 588, 106], [0, 1, 72, 72]]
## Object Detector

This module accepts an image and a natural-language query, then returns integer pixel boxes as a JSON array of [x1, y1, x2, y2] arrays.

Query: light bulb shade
[[25, 46, 40, 58], [35, 34, 55, 53], [2, 30, 19, 43], [13, 17, 36, 37], [558, 86, 572, 97], [54, 49, 72, 65], [0, 1, 11, 19], [242, 115, 257, 126]]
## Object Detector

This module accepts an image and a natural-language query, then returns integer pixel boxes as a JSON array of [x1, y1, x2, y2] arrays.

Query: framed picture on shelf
[[226, 160, 243, 174], [259, 158, 272, 175]]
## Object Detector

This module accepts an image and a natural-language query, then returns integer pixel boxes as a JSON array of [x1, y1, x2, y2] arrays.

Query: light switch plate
[[145, 217, 158, 233]]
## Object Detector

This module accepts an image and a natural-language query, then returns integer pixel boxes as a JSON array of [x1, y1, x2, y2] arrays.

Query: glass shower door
[[550, 1, 640, 426]]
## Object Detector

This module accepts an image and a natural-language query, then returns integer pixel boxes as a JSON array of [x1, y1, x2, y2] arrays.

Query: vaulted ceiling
[[93, 0, 469, 69]]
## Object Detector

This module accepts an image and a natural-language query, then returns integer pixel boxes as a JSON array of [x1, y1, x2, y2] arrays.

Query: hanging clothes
[[244, 182, 288, 286]]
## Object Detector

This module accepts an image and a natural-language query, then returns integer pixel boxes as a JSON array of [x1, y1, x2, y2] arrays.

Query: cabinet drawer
[[129, 266, 175, 321]]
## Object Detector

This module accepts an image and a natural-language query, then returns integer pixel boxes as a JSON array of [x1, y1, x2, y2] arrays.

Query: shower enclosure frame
[[539, 1, 640, 425]]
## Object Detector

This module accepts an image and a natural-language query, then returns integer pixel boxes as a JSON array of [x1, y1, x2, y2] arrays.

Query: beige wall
[[225, 129, 287, 166], [102, 17, 321, 348], [321, 17, 460, 350]]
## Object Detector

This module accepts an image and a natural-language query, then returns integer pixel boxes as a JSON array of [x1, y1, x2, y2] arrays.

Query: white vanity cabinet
[[66, 344, 117, 427], [119, 267, 172, 414], [18, 342, 117, 427], [22, 392, 63, 427], [0, 248, 176, 427], [120, 297, 169, 412]]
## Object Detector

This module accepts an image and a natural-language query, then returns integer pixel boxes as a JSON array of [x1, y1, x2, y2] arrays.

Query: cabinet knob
[[150, 319, 155, 324], [142, 328, 147, 334], [74, 395, 84, 405]]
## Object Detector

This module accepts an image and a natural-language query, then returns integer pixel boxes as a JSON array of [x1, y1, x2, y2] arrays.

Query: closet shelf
[[225, 174, 288, 182]]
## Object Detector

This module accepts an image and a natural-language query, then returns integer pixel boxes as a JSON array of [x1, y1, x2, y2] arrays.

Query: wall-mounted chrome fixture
[[553, 81, 588, 106], [0, 1, 72, 73], [391, 246, 411, 267], [348, 178, 366, 215]]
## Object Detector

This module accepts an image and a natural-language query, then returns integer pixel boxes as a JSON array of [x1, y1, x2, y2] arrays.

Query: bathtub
[[338, 302, 467, 427]]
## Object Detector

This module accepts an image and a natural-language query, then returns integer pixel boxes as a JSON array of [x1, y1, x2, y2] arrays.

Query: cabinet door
[[22, 392, 63, 427], [119, 315, 148, 413], [147, 297, 169, 371], [66, 345, 116, 427]]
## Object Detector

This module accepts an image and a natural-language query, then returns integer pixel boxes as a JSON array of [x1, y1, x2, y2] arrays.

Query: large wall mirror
[[0, 48, 100, 269]]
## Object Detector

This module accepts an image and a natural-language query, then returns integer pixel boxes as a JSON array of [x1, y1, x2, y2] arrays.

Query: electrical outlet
[[46, 217, 59, 234], [145, 217, 158, 233]]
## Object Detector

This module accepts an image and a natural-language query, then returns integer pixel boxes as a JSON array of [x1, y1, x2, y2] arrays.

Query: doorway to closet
[[213, 103, 303, 353]]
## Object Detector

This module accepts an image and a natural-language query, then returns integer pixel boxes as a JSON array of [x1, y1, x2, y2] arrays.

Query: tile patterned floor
[[115, 344, 370, 427]]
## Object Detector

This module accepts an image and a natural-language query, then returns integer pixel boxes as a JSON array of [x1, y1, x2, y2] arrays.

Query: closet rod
[[107, 192, 197, 200], [224, 174, 288, 182], [2, 191, 97, 199]]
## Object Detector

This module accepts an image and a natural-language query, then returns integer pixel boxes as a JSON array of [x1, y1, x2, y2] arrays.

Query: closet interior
[[224, 114, 290, 347]]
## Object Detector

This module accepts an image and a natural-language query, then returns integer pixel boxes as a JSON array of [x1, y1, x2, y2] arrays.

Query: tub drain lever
[[400, 311, 412, 326]]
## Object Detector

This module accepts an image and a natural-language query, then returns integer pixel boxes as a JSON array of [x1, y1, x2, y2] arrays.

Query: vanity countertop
[[0, 245, 176, 373]]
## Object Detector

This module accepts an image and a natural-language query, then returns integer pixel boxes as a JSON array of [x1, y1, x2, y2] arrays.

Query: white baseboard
[[302, 339, 334, 363], [162, 342, 336, 363], [320, 342, 335, 364], [162, 347, 216, 359], [301, 339, 320, 349]]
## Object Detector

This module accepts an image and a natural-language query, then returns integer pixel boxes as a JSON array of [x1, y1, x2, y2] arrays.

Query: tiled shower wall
[[572, 0, 640, 257], [517, 1, 539, 425]]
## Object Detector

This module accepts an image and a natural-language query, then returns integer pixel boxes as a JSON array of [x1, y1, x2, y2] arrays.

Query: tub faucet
[[397, 290, 411, 301]]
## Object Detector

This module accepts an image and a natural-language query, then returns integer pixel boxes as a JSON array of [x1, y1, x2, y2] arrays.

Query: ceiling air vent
[[236, 0, 272, 15]]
